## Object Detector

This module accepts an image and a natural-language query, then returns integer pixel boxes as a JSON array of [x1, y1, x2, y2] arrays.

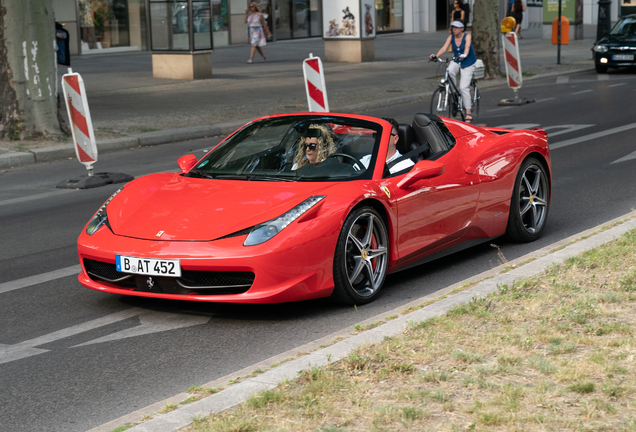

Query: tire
[[595, 62, 608, 74], [469, 81, 480, 121], [430, 87, 450, 117], [331, 207, 389, 305], [506, 157, 550, 242]]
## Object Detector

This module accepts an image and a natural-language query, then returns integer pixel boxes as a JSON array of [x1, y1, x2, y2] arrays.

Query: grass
[[180, 228, 636, 432]]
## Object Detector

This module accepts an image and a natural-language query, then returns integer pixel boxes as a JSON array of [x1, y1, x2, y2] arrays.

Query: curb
[[92, 210, 636, 432], [0, 67, 593, 171]]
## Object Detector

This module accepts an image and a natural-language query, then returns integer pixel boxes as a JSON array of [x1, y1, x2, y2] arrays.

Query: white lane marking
[[0, 265, 81, 295], [72, 310, 211, 347], [572, 90, 592, 95], [550, 123, 636, 150], [597, 74, 610, 81], [487, 106, 513, 112], [0, 190, 75, 208], [609, 83, 626, 87], [556, 76, 569, 84], [495, 123, 540, 130], [611, 150, 636, 164], [536, 97, 556, 102], [543, 124, 595, 138], [0, 307, 211, 365]]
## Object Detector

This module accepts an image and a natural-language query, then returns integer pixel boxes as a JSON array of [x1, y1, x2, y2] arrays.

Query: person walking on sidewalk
[[245, 2, 272, 64], [511, 0, 526, 38], [430, 21, 477, 123]]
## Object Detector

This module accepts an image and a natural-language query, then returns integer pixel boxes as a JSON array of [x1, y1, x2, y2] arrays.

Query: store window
[[274, 0, 321, 40], [375, 0, 403, 32], [149, 0, 213, 51], [79, 0, 131, 51], [212, 0, 229, 46]]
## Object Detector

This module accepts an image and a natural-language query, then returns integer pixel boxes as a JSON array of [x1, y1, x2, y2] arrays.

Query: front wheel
[[430, 87, 450, 117], [595, 62, 608, 73], [506, 157, 550, 242], [331, 207, 389, 305]]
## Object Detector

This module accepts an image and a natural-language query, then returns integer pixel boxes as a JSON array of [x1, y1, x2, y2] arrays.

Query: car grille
[[83, 259, 254, 295]]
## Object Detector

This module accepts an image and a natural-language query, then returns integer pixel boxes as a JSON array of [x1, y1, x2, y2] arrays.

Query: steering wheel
[[327, 153, 365, 171]]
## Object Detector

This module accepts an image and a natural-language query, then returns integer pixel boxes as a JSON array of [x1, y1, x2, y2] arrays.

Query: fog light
[[600, 57, 608, 64]]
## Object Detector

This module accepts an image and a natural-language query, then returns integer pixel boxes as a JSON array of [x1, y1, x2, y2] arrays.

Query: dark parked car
[[593, 14, 636, 73]]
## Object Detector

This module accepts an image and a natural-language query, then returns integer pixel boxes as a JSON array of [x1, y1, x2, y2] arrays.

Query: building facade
[[52, 0, 624, 57]]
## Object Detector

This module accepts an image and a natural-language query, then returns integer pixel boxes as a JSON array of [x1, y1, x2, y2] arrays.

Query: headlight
[[86, 186, 124, 235], [594, 45, 608, 53], [244, 196, 325, 246]]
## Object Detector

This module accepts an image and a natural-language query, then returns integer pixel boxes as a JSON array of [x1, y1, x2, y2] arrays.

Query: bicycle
[[429, 56, 480, 123]]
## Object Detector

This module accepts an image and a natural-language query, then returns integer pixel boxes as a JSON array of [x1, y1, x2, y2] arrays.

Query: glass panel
[[376, 0, 403, 31], [212, 0, 228, 31], [149, 1, 190, 50], [79, 0, 131, 51], [294, 0, 309, 38], [309, 0, 320, 36], [275, 0, 292, 39], [193, 1, 212, 49]]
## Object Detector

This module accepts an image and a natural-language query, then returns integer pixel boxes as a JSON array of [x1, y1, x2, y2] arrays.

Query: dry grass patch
[[181, 230, 636, 431]]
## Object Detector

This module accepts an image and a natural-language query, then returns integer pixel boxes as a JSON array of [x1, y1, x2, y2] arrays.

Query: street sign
[[302, 54, 329, 112], [62, 70, 98, 170]]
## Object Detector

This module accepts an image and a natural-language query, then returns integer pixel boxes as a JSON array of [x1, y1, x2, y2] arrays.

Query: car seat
[[397, 124, 428, 163]]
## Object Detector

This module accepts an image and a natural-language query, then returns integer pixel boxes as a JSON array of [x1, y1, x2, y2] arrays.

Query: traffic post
[[498, 32, 536, 106], [302, 54, 330, 112], [57, 69, 133, 189]]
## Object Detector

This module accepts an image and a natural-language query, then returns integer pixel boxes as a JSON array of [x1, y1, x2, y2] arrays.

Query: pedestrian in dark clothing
[[56, 22, 70, 66]]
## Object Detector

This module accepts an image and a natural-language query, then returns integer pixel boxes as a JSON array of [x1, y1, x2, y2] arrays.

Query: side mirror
[[397, 160, 445, 189], [177, 154, 198, 173]]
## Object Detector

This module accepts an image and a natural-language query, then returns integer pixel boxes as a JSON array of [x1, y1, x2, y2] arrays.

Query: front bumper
[[77, 223, 339, 303]]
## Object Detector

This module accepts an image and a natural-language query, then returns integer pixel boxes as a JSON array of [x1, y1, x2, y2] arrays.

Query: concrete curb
[[103, 211, 635, 432], [0, 67, 593, 171]]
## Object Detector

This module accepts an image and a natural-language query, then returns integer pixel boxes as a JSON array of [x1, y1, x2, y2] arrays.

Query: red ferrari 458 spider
[[77, 112, 551, 305]]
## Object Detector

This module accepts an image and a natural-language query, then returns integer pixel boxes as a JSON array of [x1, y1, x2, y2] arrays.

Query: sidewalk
[[0, 26, 596, 169]]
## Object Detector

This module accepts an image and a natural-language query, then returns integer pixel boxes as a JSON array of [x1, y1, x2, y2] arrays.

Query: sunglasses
[[305, 143, 317, 151]]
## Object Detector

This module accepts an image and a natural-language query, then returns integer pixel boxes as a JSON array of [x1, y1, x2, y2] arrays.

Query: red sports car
[[77, 113, 551, 305]]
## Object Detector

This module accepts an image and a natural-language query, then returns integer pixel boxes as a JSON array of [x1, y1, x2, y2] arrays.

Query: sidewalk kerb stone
[[0, 152, 35, 169]]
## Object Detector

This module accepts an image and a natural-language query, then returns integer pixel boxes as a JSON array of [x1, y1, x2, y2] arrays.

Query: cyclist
[[430, 21, 477, 123]]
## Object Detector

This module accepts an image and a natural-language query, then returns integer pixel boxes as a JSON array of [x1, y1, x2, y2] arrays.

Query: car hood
[[106, 173, 336, 241], [598, 35, 636, 45]]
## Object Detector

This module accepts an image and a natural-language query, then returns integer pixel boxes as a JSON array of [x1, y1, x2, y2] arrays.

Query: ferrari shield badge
[[156, 230, 164, 237], [381, 186, 391, 199]]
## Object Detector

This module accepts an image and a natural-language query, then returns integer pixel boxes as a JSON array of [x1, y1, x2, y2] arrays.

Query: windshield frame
[[186, 114, 385, 182]]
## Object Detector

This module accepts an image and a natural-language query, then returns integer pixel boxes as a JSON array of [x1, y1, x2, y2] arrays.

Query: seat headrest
[[397, 124, 415, 156]]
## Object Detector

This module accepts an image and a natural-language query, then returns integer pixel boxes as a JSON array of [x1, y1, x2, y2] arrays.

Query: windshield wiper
[[215, 174, 296, 182], [186, 170, 215, 179]]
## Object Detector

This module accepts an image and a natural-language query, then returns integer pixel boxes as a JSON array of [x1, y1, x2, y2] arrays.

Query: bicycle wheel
[[469, 81, 480, 121], [430, 87, 450, 117]]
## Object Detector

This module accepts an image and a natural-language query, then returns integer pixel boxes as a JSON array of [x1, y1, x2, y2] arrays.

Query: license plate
[[116, 255, 181, 277], [612, 54, 634, 61]]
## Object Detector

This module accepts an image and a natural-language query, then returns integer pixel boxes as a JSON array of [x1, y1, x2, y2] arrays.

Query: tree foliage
[[0, 0, 65, 139], [472, 0, 501, 79]]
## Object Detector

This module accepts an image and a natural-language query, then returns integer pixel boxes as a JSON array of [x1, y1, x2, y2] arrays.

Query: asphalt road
[[1, 69, 636, 432]]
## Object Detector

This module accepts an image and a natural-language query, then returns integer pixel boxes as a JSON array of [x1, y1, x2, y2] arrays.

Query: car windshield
[[610, 17, 636, 36], [187, 115, 383, 181]]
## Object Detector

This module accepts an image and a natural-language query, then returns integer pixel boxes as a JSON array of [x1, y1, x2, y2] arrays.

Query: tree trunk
[[0, 0, 63, 139], [471, 0, 501, 80]]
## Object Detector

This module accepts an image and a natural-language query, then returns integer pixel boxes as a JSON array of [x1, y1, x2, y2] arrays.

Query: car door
[[383, 148, 481, 265]]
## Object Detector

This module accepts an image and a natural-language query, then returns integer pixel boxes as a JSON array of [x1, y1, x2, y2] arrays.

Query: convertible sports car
[[77, 112, 551, 305]]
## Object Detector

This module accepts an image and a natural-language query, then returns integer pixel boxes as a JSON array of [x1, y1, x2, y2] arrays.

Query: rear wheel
[[331, 207, 389, 305], [506, 157, 550, 242], [469, 81, 480, 121], [430, 87, 450, 117]]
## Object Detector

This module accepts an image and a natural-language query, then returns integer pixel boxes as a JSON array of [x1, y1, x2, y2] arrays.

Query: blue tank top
[[451, 33, 477, 68]]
